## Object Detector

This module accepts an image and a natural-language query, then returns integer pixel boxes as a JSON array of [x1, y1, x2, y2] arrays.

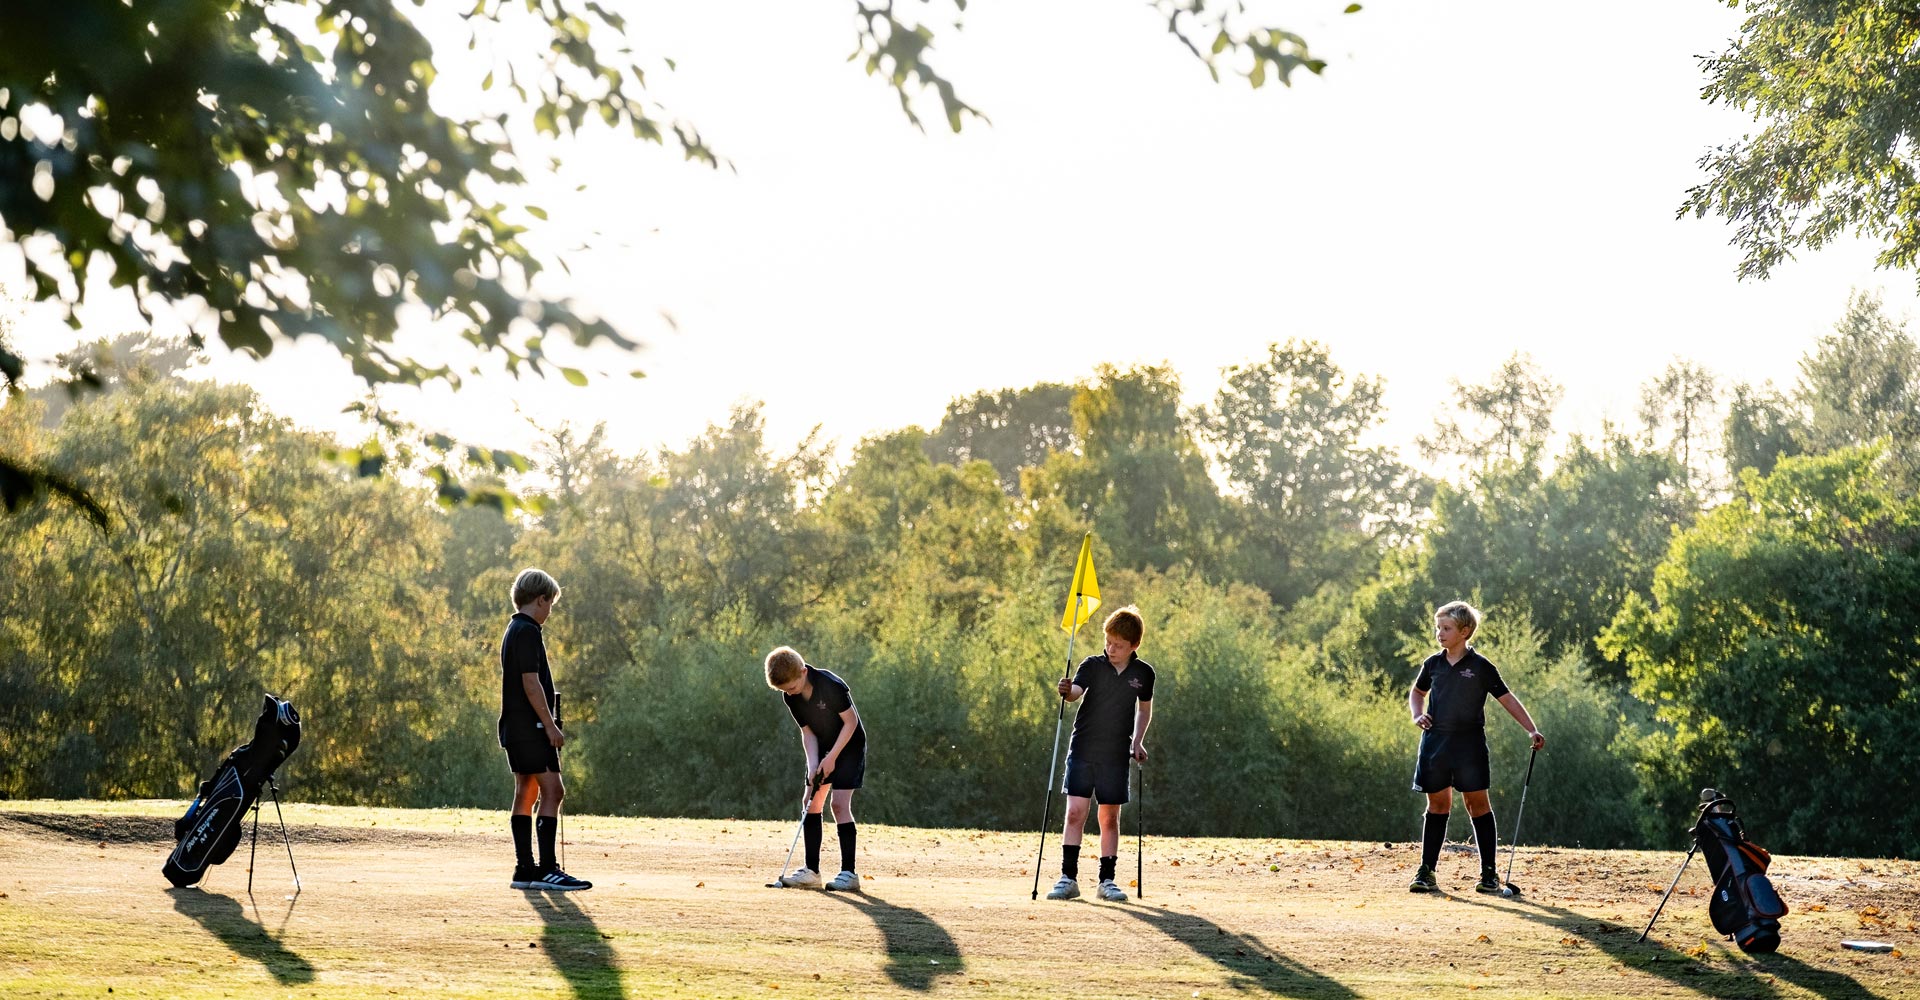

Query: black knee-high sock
[[1061, 844, 1081, 879], [511, 814, 535, 869], [1098, 856, 1117, 883], [536, 815, 558, 870], [837, 822, 857, 874], [1421, 811, 1448, 869], [1471, 811, 1498, 871], [804, 813, 823, 872]]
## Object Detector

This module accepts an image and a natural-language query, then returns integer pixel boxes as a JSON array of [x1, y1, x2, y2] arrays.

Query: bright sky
[[13, 1, 1920, 470]]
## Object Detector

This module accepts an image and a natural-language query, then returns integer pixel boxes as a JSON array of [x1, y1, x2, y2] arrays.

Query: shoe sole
[[1474, 885, 1502, 894], [510, 880, 535, 889], [1408, 884, 1436, 893], [536, 883, 591, 891]]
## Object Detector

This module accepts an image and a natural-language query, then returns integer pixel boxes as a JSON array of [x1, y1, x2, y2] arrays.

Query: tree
[[1722, 380, 1803, 480], [1200, 340, 1426, 607], [1603, 446, 1920, 858], [1796, 291, 1920, 477], [1685, 1, 1920, 289], [2, 0, 1345, 512], [1419, 352, 1563, 468], [922, 383, 1076, 494], [1638, 357, 1718, 489], [1027, 364, 1222, 574]]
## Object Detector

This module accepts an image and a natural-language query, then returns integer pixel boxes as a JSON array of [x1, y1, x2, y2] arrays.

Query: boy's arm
[[522, 673, 562, 747], [821, 706, 860, 777], [1130, 701, 1153, 761], [1056, 677, 1086, 702], [1409, 685, 1431, 730], [1495, 692, 1546, 749], [799, 727, 822, 778]]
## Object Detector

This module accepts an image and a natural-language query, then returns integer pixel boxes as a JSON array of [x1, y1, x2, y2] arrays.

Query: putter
[[766, 772, 823, 888], [1499, 746, 1538, 898]]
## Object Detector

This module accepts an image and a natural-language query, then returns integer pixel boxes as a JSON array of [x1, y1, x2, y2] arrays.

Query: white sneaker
[[825, 870, 862, 892], [1045, 876, 1080, 900], [1097, 879, 1128, 902], [778, 867, 822, 888]]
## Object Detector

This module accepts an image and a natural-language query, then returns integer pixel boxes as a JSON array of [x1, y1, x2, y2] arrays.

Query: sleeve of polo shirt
[[822, 676, 852, 713], [1071, 657, 1097, 691], [1481, 659, 1510, 699], [1413, 658, 1435, 692], [505, 628, 543, 676], [1137, 664, 1155, 703]]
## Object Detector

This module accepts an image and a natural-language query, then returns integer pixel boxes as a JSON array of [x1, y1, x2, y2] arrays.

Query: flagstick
[[1031, 613, 1081, 900]]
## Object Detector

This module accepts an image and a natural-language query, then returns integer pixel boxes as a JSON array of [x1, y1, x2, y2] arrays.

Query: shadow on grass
[[169, 888, 314, 985], [1482, 894, 1886, 1000], [524, 892, 626, 1000], [1114, 904, 1360, 1000], [819, 889, 964, 991]]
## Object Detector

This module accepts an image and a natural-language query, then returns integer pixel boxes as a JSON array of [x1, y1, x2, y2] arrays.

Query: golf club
[[766, 771, 823, 888], [1031, 633, 1082, 900], [1135, 757, 1144, 899], [1498, 746, 1538, 897]]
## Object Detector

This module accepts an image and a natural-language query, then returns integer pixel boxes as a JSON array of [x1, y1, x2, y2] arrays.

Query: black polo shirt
[[1414, 647, 1509, 732], [499, 612, 556, 746], [784, 665, 866, 754], [1067, 654, 1155, 764]]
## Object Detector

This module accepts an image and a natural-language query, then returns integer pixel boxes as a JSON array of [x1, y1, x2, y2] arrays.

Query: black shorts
[[821, 746, 866, 791], [1412, 729, 1490, 794], [1063, 757, 1130, 805], [504, 738, 560, 775]]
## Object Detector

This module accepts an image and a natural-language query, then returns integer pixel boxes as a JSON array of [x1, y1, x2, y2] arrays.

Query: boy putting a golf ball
[[765, 646, 867, 891], [1407, 601, 1545, 894]]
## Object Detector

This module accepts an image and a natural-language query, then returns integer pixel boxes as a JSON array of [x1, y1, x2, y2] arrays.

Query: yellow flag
[[1059, 534, 1101, 633]]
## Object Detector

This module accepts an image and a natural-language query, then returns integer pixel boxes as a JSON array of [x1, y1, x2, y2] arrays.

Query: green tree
[[1638, 358, 1718, 490], [1419, 352, 1562, 468], [1796, 291, 1920, 478], [923, 383, 1076, 493], [1722, 379, 1803, 480], [1027, 365, 1222, 574], [1200, 340, 1427, 607], [1685, 1, 1920, 287], [1603, 446, 1920, 857]]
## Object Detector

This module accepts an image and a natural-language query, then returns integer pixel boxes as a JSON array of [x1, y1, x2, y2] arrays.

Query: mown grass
[[0, 801, 1912, 999]]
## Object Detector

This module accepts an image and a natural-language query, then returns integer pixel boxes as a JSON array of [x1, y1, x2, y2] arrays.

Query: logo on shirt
[[814, 700, 827, 711], [1459, 668, 1475, 679], [1128, 678, 1142, 690]]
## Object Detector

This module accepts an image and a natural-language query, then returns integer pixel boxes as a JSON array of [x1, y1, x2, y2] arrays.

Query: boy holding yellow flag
[[1036, 535, 1155, 902]]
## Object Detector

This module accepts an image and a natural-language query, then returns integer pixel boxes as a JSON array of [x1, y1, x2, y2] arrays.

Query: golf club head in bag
[[1694, 789, 1787, 953], [163, 694, 301, 887]]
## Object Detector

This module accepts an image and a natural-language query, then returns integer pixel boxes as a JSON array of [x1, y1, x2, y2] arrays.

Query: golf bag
[[1695, 793, 1787, 953], [162, 694, 302, 888]]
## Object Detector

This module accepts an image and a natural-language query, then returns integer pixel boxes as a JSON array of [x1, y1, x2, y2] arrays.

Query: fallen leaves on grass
[[1475, 934, 1492, 943], [1807, 904, 1828, 912], [694, 881, 704, 888]]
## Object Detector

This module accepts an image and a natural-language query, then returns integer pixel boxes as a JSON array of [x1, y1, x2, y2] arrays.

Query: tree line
[[1, 292, 1916, 858]]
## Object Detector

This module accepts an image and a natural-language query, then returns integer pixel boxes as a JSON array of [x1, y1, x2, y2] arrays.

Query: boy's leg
[[803, 781, 832, 875], [1422, 790, 1452, 869], [534, 770, 565, 870], [1096, 803, 1123, 882], [1060, 795, 1091, 877], [511, 773, 540, 875], [829, 790, 857, 874], [1463, 788, 1499, 890]]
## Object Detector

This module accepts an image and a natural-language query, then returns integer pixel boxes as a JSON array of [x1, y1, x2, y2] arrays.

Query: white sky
[[11, 1, 1920, 469]]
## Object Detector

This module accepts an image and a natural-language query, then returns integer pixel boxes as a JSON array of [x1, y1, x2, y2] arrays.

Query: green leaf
[[481, 70, 494, 90], [526, 205, 548, 220], [560, 367, 589, 386], [1345, 3, 1362, 12]]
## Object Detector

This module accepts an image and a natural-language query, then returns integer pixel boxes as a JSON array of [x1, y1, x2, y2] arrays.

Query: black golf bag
[[162, 694, 302, 888], [1694, 793, 1787, 953]]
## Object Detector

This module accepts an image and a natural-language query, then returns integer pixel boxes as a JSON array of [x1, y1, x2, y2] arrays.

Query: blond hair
[[1435, 600, 1481, 636], [511, 568, 561, 609], [765, 646, 806, 688], [1103, 605, 1144, 646]]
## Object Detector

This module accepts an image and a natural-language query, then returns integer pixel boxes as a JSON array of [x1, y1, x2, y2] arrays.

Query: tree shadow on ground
[[819, 889, 965, 991], [524, 891, 626, 1000], [169, 888, 314, 984], [1480, 894, 1886, 1000], [1113, 904, 1360, 1000]]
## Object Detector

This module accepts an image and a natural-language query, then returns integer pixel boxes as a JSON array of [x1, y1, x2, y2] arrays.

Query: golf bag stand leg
[[247, 795, 263, 895], [1638, 840, 1699, 943], [266, 777, 300, 891]]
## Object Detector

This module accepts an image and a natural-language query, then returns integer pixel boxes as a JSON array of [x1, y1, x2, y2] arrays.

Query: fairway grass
[[0, 800, 1913, 999]]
